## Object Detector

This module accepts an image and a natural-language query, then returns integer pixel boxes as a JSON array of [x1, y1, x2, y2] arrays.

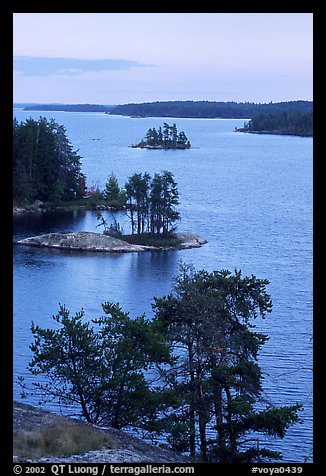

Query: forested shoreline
[[13, 117, 86, 204], [236, 111, 313, 137], [19, 100, 312, 119], [22, 103, 115, 113], [109, 99, 312, 119]]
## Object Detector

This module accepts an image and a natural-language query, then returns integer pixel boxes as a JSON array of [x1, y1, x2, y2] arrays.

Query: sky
[[13, 13, 313, 105]]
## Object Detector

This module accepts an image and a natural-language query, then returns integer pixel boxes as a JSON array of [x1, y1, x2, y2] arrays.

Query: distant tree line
[[109, 100, 313, 119], [21, 101, 313, 120], [23, 104, 115, 113], [237, 111, 313, 137], [24, 264, 303, 463], [13, 117, 86, 203]]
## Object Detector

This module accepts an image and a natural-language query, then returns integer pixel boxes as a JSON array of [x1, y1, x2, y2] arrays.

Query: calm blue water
[[13, 109, 313, 462]]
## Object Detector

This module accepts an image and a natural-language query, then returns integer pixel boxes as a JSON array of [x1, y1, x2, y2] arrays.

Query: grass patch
[[13, 421, 115, 458], [123, 233, 182, 248]]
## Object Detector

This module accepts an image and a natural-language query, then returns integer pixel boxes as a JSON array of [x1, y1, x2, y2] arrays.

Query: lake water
[[13, 109, 313, 462]]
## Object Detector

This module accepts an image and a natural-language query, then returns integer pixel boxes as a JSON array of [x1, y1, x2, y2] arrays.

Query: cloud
[[13, 56, 151, 76]]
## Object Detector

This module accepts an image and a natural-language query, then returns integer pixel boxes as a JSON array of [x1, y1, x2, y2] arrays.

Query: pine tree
[[153, 264, 303, 462], [125, 171, 180, 237], [103, 173, 126, 207], [125, 172, 151, 235], [28, 302, 173, 428], [136, 123, 191, 148]]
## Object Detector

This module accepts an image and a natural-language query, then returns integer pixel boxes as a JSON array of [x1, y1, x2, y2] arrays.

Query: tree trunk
[[196, 340, 207, 459], [213, 382, 225, 450], [78, 390, 93, 423], [188, 342, 196, 457], [129, 199, 135, 235], [225, 385, 237, 460]]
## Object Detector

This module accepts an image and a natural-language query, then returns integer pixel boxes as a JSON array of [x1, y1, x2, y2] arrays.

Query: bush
[[123, 232, 182, 248]]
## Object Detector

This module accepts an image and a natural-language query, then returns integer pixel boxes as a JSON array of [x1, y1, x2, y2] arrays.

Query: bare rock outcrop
[[17, 231, 207, 253], [13, 402, 194, 463]]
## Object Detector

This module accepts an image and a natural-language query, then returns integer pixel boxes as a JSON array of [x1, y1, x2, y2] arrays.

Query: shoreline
[[235, 128, 312, 138], [13, 203, 126, 216], [130, 143, 191, 150]]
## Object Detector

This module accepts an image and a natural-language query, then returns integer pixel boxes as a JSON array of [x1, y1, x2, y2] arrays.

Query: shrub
[[123, 232, 182, 248]]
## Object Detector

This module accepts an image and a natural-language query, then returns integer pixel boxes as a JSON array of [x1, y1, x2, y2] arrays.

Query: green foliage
[[125, 170, 180, 237], [110, 100, 312, 120], [239, 111, 313, 136], [139, 123, 191, 148], [23, 101, 313, 121], [24, 104, 115, 113], [13, 117, 86, 203], [152, 263, 302, 462], [103, 173, 127, 207], [28, 303, 173, 429], [125, 172, 151, 235], [123, 232, 182, 248], [26, 264, 303, 462], [246, 404, 303, 438]]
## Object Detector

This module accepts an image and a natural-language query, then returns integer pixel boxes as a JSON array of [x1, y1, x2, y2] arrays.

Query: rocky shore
[[17, 231, 207, 253], [13, 402, 195, 463], [130, 143, 191, 149], [235, 127, 312, 137]]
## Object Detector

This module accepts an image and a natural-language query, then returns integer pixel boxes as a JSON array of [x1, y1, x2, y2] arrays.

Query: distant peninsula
[[22, 103, 115, 113], [131, 123, 191, 149], [235, 110, 313, 137]]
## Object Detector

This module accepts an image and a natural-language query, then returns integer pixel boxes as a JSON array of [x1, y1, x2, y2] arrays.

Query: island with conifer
[[131, 122, 191, 149]]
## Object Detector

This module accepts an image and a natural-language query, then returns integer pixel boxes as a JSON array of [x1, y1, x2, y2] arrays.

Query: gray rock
[[17, 232, 149, 253], [13, 402, 194, 463], [175, 232, 207, 249], [17, 231, 207, 253]]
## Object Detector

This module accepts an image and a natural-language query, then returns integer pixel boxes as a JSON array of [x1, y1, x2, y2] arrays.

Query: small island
[[17, 231, 207, 252], [16, 170, 207, 253], [131, 122, 191, 149]]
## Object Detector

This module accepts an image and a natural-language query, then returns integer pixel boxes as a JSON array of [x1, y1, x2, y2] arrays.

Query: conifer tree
[[136, 123, 191, 148], [153, 264, 303, 462], [28, 302, 173, 428], [125, 171, 180, 237], [103, 173, 126, 207], [13, 117, 86, 203]]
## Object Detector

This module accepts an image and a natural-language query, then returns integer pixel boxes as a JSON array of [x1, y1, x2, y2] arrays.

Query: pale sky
[[13, 13, 313, 104]]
